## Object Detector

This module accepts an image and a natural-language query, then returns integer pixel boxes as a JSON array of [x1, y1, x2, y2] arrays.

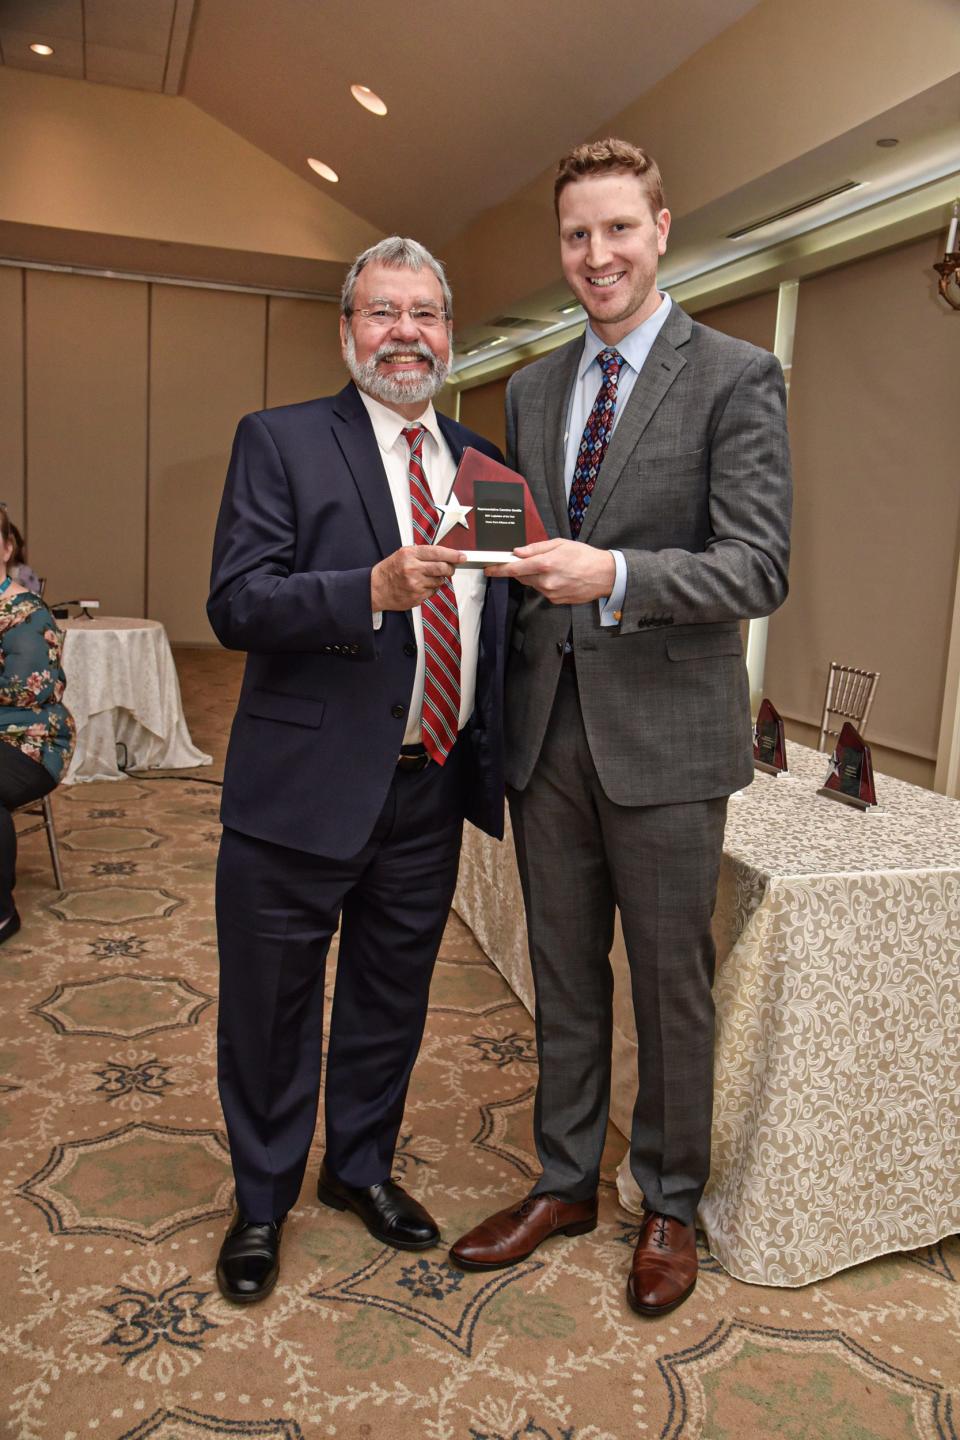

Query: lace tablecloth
[[60, 618, 211, 784], [453, 741, 960, 1285]]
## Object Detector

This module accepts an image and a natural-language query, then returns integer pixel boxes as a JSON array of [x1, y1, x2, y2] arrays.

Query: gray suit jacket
[[504, 302, 792, 806]]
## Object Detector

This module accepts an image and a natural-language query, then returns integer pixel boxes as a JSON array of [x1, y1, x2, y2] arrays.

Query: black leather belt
[[397, 746, 430, 772]]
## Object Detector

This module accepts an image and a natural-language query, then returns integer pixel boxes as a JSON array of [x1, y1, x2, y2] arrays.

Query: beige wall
[[442, 0, 960, 327], [459, 376, 510, 456], [0, 267, 25, 524], [692, 290, 778, 350], [0, 68, 379, 265], [2, 265, 346, 642], [26, 271, 148, 616], [766, 234, 958, 787]]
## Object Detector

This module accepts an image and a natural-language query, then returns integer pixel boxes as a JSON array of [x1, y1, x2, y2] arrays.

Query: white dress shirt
[[359, 389, 486, 747], [563, 292, 673, 623]]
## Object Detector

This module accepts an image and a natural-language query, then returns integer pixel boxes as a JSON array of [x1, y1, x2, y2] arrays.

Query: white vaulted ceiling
[[181, 0, 763, 248], [1, 0, 958, 346]]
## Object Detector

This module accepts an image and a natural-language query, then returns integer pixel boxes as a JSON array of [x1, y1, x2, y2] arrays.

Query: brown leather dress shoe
[[626, 1209, 698, 1316], [449, 1192, 598, 1271]]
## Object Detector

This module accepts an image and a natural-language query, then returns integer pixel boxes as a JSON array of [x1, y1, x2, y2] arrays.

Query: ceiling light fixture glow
[[307, 158, 339, 183], [30, 43, 54, 55], [350, 84, 388, 116], [465, 335, 509, 357]]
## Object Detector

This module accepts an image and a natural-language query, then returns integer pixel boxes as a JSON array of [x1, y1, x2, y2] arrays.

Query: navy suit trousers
[[216, 742, 466, 1222]]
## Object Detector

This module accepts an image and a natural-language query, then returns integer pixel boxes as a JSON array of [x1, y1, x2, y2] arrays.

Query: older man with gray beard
[[208, 237, 509, 1303]]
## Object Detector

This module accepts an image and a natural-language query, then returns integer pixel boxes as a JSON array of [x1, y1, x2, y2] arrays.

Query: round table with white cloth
[[59, 617, 212, 784]]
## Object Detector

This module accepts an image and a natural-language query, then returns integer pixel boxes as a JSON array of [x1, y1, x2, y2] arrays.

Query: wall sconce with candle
[[933, 201, 960, 309]]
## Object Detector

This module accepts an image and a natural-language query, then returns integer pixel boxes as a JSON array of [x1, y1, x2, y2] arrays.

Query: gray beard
[[344, 331, 451, 406]]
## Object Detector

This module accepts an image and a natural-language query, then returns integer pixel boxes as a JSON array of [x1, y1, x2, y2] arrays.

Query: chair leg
[[42, 794, 64, 890]]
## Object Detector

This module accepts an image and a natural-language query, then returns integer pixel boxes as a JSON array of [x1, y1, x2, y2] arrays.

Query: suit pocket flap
[[245, 690, 326, 727], [666, 632, 743, 662]]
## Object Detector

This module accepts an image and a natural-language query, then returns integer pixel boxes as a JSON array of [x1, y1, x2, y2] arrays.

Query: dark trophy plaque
[[817, 722, 878, 810], [753, 698, 787, 775], [436, 447, 549, 566]]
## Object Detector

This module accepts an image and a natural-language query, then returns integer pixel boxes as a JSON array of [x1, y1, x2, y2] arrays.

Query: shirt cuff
[[372, 611, 383, 631], [598, 550, 627, 627]]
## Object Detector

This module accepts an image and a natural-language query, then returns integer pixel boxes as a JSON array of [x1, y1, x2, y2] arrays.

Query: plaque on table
[[753, 698, 787, 775], [436, 447, 549, 566], [817, 722, 878, 809]]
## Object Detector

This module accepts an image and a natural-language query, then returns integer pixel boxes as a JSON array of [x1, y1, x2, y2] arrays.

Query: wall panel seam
[[21, 267, 28, 535], [145, 284, 153, 618], [263, 296, 270, 411]]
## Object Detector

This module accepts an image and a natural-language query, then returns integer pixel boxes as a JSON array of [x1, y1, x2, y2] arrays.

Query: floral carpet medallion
[[48, 885, 186, 925], [19, 1122, 234, 1241], [309, 1245, 545, 1357], [62, 825, 167, 853], [659, 1319, 958, 1440], [32, 972, 213, 1038], [117, 1409, 304, 1440], [472, 1086, 540, 1179], [0, 651, 956, 1439]]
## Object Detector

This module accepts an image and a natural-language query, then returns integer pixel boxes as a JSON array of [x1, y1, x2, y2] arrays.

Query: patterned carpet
[[1, 646, 957, 1440]]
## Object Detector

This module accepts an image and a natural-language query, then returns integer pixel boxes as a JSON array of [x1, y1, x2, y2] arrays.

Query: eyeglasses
[[350, 303, 449, 328]]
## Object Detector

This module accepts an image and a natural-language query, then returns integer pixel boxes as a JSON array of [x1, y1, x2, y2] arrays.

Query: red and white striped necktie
[[401, 426, 461, 766]]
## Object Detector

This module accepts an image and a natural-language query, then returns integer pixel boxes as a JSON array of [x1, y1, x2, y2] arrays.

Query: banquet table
[[59, 617, 211, 784], [453, 740, 960, 1286]]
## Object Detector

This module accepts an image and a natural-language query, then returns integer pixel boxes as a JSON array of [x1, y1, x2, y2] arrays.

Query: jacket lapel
[[541, 340, 582, 539], [576, 304, 692, 545], [331, 382, 403, 561]]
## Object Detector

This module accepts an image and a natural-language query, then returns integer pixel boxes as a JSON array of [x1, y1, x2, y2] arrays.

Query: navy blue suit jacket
[[208, 381, 508, 858]]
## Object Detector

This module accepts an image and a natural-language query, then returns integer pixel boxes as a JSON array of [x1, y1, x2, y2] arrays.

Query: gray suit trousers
[[509, 668, 727, 1225]]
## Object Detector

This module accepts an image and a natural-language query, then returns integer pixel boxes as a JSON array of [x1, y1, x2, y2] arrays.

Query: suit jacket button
[[350, 643, 359, 653], [323, 645, 332, 653], [556, 640, 564, 654], [391, 703, 405, 719], [404, 642, 416, 657]]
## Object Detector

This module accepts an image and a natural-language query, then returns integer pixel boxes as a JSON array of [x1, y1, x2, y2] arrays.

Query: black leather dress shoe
[[0, 908, 21, 946], [216, 1209, 284, 1303], [317, 1161, 440, 1251]]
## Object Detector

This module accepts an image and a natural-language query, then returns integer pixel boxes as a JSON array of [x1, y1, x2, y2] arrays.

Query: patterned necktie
[[401, 426, 461, 766], [568, 347, 625, 538]]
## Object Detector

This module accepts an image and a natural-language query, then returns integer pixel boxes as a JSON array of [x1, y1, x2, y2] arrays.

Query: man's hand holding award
[[438, 447, 617, 604]]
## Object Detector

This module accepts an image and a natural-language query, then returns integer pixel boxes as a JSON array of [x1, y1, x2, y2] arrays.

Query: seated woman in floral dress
[[0, 510, 74, 941]]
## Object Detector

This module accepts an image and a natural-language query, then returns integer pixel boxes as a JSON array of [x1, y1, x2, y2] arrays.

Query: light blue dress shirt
[[563, 292, 672, 624]]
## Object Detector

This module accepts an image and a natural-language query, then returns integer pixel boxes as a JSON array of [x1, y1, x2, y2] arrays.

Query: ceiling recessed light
[[876, 137, 899, 148], [350, 84, 388, 117], [307, 158, 339, 183], [30, 43, 54, 56], [558, 302, 583, 315]]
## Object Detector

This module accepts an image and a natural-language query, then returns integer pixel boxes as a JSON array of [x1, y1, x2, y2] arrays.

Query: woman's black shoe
[[317, 1161, 440, 1250], [216, 1209, 284, 1303], [0, 909, 21, 945]]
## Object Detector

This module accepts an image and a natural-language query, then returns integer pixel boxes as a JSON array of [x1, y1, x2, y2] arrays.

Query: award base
[[816, 786, 877, 811], [455, 550, 517, 568], [754, 759, 784, 776]]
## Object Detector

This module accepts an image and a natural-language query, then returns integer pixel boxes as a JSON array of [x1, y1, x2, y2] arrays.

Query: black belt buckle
[[397, 747, 430, 773]]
